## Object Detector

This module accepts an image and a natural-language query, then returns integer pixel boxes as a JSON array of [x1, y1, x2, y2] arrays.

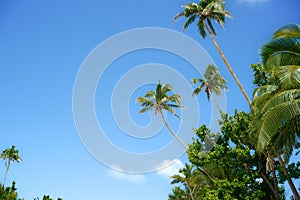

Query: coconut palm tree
[[192, 64, 227, 112], [173, 0, 251, 106], [170, 164, 197, 200], [0, 145, 22, 185], [170, 164, 216, 200], [136, 81, 187, 149], [251, 23, 300, 200]]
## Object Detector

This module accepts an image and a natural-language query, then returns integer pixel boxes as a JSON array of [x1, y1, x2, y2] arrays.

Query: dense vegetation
[[163, 0, 300, 199]]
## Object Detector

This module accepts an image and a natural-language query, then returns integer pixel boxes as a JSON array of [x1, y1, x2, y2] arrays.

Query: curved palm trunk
[[277, 154, 300, 200], [3, 161, 10, 185], [158, 109, 187, 149], [204, 23, 251, 106], [158, 110, 215, 188]]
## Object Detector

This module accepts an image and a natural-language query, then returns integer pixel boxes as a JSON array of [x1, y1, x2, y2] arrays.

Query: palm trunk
[[271, 168, 280, 200], [208, 90, 222, 114], [260, 172, 280, 200], [199, 167, 215, 186], [277, 154, 300, 200], [204, 23, 251, 106], [158, 110, 215, 188], [3, 161, 10, 186], [158, 109, 188, 149], [186, 184, 194, 200]]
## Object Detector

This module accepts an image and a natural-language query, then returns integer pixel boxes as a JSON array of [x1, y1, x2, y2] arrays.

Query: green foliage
[[250, 23, 300, 155], [0, 182, 23, 200], [34, 195, 62, 200], [170, 111, 278, 199], [172, 0, 232, 38], [277, 162, 300, 184], [136, 81, 182, 117], [251, 63, 269, 87]]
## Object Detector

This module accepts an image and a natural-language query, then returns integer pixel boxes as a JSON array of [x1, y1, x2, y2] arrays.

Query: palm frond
[[172, 12, 184, 23], [261, 37, 300, 71], [198, 19, 206, 39], [258, 89, 300, 114], [273, 23, 300, 39], [272, 65, 300, 89], [192, 82, 205, 96], [183, 15, 197, 31], [252, 85, 278, 99], [251, 99, 300, 152], [206, 18, 216, 35], [191, 78, 204, 84]]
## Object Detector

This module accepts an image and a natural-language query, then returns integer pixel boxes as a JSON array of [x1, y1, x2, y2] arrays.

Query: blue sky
[[0, 0, 299, 199]]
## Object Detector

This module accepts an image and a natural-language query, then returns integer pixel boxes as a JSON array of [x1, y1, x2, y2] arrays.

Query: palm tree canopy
[[136, 81, 183, 117], [192, 64, 227, 100], [251, 24, 300, 156], [172, 0, 232, 38], [261, 23, 300, 73], [0, 145, 22, 163]]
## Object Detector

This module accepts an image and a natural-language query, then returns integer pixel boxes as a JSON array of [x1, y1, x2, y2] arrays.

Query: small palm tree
[[173, 0, 251, 106], [136, 81, 187, 149], [192, 64, 227, 112], [170, 164, 197, 200], [0, 145, 22, 185]]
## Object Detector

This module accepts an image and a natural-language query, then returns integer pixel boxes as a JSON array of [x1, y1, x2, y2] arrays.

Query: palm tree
[[192, 64, 227, 112], [136, 81, 187, 149], [170, 164, 216, 200], [251, 23, 300, 200], [173, 0, 251, 106], [170, 164, 197, 200], [0, 145, 22, 185]]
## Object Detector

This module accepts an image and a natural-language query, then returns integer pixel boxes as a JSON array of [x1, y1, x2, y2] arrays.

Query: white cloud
[[107, 165, 146, 184], [238, 0, 269, 5], [156, 159, 184, 178]]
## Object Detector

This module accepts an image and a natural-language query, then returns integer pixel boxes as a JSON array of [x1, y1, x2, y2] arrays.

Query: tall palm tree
[[0, 145, 22, 185], [136, 81, 187, 149], [251, 23, 300, 200], [173, 0, 251, 106], [192, 64, 227, 112]]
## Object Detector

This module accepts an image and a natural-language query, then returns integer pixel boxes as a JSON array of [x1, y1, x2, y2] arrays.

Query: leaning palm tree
[[192, 64, 227, 112], [0, 145, 22, 185], [173, 0, 251, 106], [136, 81, 187, 149]]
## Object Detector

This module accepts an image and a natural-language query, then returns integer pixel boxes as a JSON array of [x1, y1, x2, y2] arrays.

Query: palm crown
[[137, 81, 187, 148], [192, 64, 227, 100], [0, 145, 22, 185], [172, 0, 232, 38], [137, 81, 182, 118]]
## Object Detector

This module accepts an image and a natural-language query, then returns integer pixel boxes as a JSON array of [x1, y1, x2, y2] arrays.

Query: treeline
[[0, 145, 62, 200]]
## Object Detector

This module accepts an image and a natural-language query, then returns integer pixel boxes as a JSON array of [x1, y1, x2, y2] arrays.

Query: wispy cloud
[[156, 159, 184, 178], [107, 165, 146, 184], [238, 0, 269, 5]]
